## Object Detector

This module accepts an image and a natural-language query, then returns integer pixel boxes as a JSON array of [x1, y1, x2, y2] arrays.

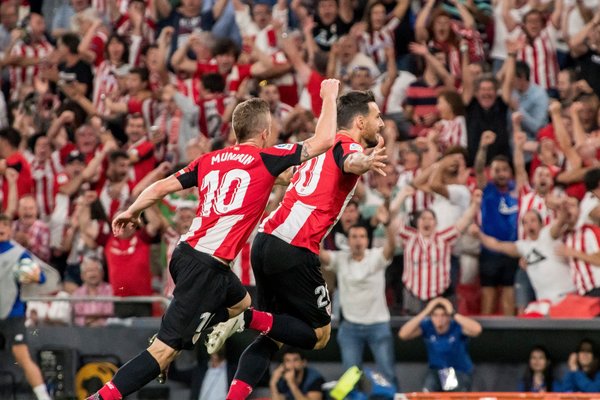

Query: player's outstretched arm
[[300, 79, 340, 162], [343, 135, 388, 176], [112, 175, 183, 237]]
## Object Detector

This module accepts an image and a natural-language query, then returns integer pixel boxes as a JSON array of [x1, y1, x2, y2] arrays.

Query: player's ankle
[[97, 381, 123, 400], [226, 379, 253, 400]]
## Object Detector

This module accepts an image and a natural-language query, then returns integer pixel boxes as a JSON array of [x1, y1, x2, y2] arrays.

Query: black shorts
[[157, 243, 247, 350], [251, 233, 331, 329], [479, 251, 519, 287], [0, 317, 27, 347]]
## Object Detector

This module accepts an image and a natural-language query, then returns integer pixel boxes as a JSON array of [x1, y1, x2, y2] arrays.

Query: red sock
[[96, 381, 122, 400], [226, 379, 253, 400], [247, 309, 273, 334]]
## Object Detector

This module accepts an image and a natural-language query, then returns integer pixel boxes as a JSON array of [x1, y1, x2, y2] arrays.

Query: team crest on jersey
[[349, 143, 363, 152], [274, 143, 294, 150]]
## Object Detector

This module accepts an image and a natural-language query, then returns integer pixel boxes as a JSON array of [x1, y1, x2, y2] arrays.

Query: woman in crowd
[[519, 346, 554, 392], [558, 339, 600, 392]]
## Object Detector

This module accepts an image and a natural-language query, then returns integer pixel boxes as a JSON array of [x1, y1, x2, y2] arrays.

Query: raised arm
[[170, 35, 199, 73], [380, 46, 398, 99], [512, 113, 529, 192], [470, 223, 520, 257], [570, 101, 590, 149], [415, 0, 436, 43], [4, 168, 19, 219], [112, 175, 184, 236], [343, 136, 388, 176], [454, 189, 482, 233], [280, 36, 312, 85], [453, 0, 476, 29], [409, 42, 454, 89], [399, 298, 442, 340], [299, 79, 340, 162], [569, 13, 600, 58], [501, 38, 521, 106], [383, 219, 398, 260], [502, 0, 519, 32], [550, 100, 581, 168], [475, 130, 495, 189], [338, 0, 354, 24]]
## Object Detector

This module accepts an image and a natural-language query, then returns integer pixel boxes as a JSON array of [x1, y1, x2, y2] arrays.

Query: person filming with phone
[[399, 297, 482, 392], [269, 347, 325, 400]]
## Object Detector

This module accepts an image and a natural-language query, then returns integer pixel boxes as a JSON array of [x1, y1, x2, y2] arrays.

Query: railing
[[400, 393, 600, 400], [22, 295, 171, 307]]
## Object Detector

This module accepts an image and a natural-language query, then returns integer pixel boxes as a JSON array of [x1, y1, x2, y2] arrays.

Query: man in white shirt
[[577, 168, 600, 228], [319, 222, 398, 388], [471, 209, 576, 310]]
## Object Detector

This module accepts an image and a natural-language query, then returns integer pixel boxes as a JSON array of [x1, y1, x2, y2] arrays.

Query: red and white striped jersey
[[396, 168, 433, 214], [359, 17, 399, 66], [175, 142, 303, 261], [261, 134, 364, 254], [127, 96, 159, 127], [270, 51, 298, 107], [564, 224, 600, 295], [518, 187, 554, 239], [198, 95, 232, 139], [516, 25, 559, 89], [93, 61, 121, 116], [195, 62, 252, 95], [437, 116, 467, 151], [28, 153, 63, 221], [399, 224, 459, 300], [89, 32, 108, 67], [175, 75, 202, 105], [9, 39, 54, 100], [115, 15, 156, 45], [232, 230, 256, 286]]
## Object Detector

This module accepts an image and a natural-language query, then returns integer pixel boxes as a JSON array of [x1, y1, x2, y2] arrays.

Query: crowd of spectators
[[1, 0, 600, 326]]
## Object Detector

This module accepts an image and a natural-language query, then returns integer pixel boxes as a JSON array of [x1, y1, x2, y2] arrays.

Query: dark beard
[[364, 136, 378, 148]]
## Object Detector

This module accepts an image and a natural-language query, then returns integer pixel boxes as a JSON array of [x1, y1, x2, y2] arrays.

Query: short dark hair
[[231, 98, 271, 142], [201, 73, 226, 94], [438, 89, 465, 116], [281, 346, 306, 361], [431, 303, 448, 315], [108, 149, 129, 163], [213, 37, 239, 59], [348, 224, 368, 234], [0, 127, 21, 149], [129, 67, 149, 83], [27, 132, 46, 153], [475, 73, 499, 92], [105, 33, 129, 64], [0, 214, 11, 225], [584, 168, 600, 191], [126, 112, 145, 124], [444, 146, 468, 160], [491, 154, 514, 174], [522, 209, 543, 224], [337, 91, 376, 130], [60, 32, 80, 54], [515, 61, 531, 80]]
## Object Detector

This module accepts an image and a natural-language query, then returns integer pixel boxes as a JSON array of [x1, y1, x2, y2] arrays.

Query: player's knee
[[148, 338, 178, 368], [313, 324, 331, 350], [229, 293, 252, 317]]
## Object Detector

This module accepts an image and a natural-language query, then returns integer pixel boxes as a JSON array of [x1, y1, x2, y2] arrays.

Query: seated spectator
[[269, 347, 325, 400], [72, 255, 114, 327], [399, 297, 482, 392], [519, 345, 554, 392], [558, 339, 600, 392]]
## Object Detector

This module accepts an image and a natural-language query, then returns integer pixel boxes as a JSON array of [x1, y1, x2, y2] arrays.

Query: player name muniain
[[211, 152, 255, 165]]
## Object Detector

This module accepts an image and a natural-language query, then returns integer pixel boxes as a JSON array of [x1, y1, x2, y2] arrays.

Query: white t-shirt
[[576, 191, 600, 228], [490, 2, 531, 60], [515, 226, 576, 303], [430, 184, 471, 231], [373, 71, 416, 114], [325, 248, 391, 324]]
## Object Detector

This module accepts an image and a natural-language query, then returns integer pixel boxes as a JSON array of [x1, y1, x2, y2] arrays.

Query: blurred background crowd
[[1, 0, 600, 323]]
